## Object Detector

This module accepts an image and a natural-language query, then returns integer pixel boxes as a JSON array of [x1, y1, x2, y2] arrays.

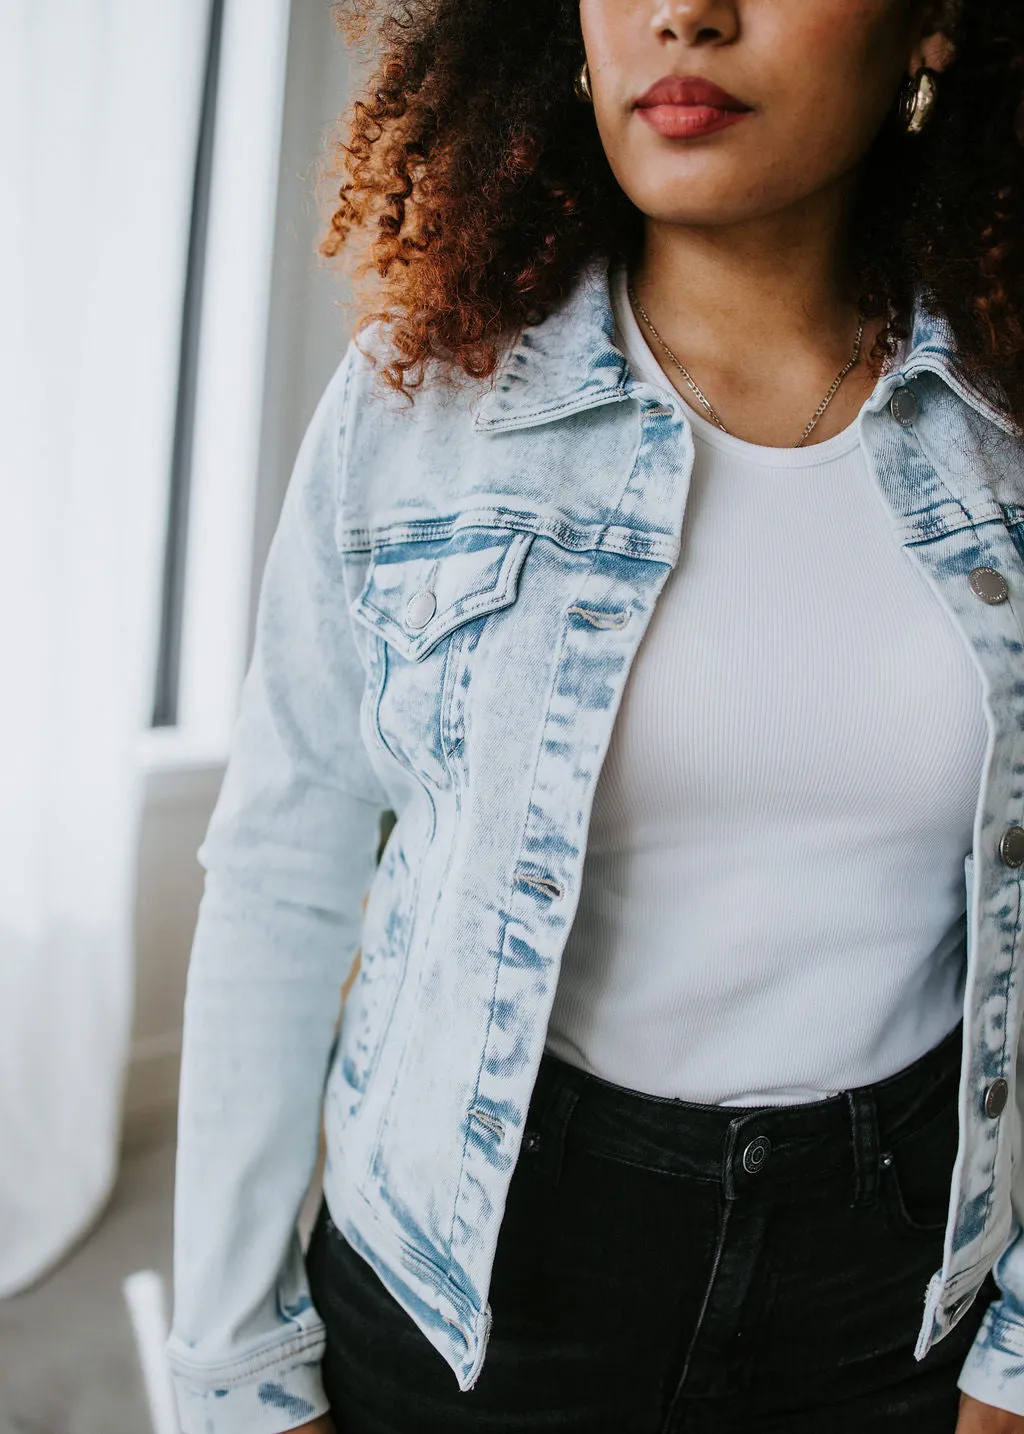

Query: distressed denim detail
[[167, 1336, 329, 1434], [168, 255, 1024, 1432], [959, 1278, 1024, 1416]]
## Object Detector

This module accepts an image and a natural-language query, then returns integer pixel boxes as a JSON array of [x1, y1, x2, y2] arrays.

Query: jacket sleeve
[[165, 341, 389, 1434], [957, 1032, 1024, 1416]]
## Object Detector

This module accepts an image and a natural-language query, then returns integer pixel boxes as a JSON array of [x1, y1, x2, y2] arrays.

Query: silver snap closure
[[522, 1130, 541, 1153], [741, 1135, 772, 1175], [984, 1078, 1009, 1118], [999, 826, 1024, 869], [404, 589, 437, 630], [889, 387, 918, 426], [968, 566, 1009, 605], [945, 1290, 977, 1323]]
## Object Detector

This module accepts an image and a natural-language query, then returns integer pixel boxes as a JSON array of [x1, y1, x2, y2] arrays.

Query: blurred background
[[1, 3, 361, 1428]]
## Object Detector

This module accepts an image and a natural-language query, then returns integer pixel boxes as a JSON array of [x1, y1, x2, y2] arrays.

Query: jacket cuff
[[958, 1299, 1024, 1417], [167, 1329, 330, 1434]]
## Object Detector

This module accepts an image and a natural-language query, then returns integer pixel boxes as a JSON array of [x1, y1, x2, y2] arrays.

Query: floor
[[0, 1116, 177, 1434], [0, 1113, 328, 1434]]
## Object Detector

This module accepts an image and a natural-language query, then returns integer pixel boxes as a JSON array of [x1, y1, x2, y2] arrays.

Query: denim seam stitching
[[344, 1178, 480, 1330], [336, 511, 676, 564], [661, 1199, 735, 1428], [472, 382, 631, 431], [445, 548, 600, 1260], [165, 1327, 326, 1388]]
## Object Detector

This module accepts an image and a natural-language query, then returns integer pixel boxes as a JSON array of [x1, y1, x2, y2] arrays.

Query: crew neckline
[[610, 260, 881, 468]]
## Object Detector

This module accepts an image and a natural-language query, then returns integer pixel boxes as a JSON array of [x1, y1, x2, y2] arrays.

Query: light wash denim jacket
[[167, 254, 1024, 1432]]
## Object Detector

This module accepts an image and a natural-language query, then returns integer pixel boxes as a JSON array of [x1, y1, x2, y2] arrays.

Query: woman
[[166, 1, 1024, 1431]]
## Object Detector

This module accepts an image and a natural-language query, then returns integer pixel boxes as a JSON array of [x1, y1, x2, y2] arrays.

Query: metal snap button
[[522, 1130, 541, 1153], [404, 589, 437, 630], [889, 386, 919, 426], [741, 1135, 772, 1175], [984, 1078, 1009, 1118], [945, 1290, 977, 1323], [999, 827, 1024, 869], [968, 567, 1009, 605]]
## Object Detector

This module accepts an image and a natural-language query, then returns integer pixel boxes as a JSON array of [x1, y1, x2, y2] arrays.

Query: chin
[[628, 187, 764, 229], [627, 164, 807, 229]]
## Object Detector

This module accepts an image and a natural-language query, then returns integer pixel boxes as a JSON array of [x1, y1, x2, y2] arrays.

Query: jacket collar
[[471, 252, 1015, 436]]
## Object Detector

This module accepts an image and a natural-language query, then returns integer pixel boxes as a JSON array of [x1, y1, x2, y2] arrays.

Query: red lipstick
[[634, 74, 753, 139]]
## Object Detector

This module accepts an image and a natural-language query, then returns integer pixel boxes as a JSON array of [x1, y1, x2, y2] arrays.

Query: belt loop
[[720, 1119, 744, 1203], [846, 1088, 880, 1208]]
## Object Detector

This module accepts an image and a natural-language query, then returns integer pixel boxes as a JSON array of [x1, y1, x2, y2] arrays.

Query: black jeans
[[306, 1020, 997, 1432]]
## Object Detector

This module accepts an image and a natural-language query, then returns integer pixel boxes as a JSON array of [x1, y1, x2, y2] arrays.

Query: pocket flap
[[351, 528, 533, 661]]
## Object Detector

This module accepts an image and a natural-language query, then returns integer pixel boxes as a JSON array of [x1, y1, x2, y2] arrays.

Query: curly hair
[[320, 0, 1024, 430]]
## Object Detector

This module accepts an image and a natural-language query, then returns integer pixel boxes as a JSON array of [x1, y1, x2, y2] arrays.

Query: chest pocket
[[349, 526, 534, 789]]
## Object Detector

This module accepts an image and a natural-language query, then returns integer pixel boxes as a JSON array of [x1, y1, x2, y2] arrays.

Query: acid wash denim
[[166, 253, 1024, 1433]]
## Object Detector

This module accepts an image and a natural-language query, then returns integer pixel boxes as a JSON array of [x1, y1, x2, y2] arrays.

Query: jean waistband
[[527, 1020, 964, 1204]]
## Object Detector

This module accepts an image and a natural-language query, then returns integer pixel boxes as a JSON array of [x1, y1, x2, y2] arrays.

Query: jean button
[[984, 1078, 1009, 1118], [890, 386, 919, 426], [968, 566, 1009, 605], [742, 1135, 772, 1174], [999, 827, 1024, 869], [405, 589, 437, 630]]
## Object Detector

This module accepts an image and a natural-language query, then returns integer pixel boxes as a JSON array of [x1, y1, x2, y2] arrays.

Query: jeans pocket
[[880, 1098, 958, 1237], [513, 1077, 581, 1192]]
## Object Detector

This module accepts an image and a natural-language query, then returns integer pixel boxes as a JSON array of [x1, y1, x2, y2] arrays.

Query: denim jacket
[[166, 254, 1024, 1432]]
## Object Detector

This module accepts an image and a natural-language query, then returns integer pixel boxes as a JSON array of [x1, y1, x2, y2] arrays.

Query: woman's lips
[[634, 75, 752, 140], [636, 104, 751, 139]]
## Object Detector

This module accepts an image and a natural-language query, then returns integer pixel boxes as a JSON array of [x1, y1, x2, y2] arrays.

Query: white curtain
[[0, 1, 211, 1295]]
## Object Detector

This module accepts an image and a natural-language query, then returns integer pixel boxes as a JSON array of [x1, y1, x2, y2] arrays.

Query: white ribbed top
[[544, 263, 988, 1106]]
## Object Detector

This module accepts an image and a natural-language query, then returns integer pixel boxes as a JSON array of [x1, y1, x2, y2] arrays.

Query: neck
[[627, 178, 886, 446], [635, 180, 862, 360]]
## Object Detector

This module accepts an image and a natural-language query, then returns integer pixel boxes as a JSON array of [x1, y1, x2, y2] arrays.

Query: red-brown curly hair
[[320, 0, 1024, 430]]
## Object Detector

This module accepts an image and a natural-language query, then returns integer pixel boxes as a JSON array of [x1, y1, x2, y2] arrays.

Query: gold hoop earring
[[574, 59, 592, 104], [899, 67, 938, 134]]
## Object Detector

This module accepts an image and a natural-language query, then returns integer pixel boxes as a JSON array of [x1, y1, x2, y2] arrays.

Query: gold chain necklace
[[626, 280, 866, 449]]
